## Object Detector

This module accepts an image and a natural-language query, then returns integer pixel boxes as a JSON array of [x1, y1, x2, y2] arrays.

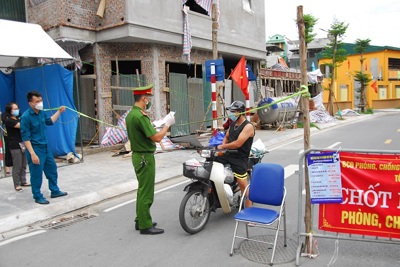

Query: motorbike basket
[[183, 162, 212, 180]]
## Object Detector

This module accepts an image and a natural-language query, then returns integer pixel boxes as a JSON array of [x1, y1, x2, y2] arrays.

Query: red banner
[[319, 152, 400, 239]]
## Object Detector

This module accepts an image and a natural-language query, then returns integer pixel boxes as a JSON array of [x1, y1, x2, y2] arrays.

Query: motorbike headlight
[[200, 149, 212, 158]]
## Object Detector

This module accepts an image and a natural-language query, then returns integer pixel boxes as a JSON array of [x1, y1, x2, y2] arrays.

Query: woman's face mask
[[12, 109, 20, 117]]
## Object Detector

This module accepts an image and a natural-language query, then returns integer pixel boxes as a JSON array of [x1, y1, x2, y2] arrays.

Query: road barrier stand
[[296, 148, 400, 266]]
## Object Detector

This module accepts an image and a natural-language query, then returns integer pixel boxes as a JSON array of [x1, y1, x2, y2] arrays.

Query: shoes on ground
[[21, 183, 31, 187], [15, 187, 23, 192], [35, 198, 50, 205], [50, 191, 68, 198], [135, 222, 157, 231], [140, 226, 164, 235]]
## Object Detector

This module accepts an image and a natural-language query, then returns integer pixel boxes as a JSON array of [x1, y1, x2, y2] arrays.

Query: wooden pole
[[297, 5, 312, 254], [212, 2, 218, 60], [211, 1, 219, 134]]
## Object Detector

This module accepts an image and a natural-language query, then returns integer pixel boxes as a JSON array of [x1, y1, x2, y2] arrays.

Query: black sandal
[[21, 183, 31, 186]]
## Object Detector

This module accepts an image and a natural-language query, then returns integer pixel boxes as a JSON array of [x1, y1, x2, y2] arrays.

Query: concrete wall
[[121, 0, 266, 59], [26, 0, 125, 31], [29, 0, 266, 59], [79, 43, 212, 125]]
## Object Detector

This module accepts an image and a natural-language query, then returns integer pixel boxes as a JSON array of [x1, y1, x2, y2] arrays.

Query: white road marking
[[268, 137, 303, 151], [298, 149, 304, 155], [284, 164, 299, 179], [327, 142, 341, 148], [105, 164, 303, 212], [103, 179, 190, 212], [0, 230, 46, 247]]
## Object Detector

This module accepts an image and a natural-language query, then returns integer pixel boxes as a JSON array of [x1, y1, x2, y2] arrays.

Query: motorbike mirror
[[200, 149, 212, 158]]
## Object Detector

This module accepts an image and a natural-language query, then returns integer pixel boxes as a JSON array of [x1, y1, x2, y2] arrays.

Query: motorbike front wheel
[[179, 189, 211, 234]]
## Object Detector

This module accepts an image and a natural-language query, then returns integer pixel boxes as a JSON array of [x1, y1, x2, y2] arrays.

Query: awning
[[0, 19, 73, 68]]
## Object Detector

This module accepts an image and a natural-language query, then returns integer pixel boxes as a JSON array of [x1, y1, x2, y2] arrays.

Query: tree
[[304, 14, 318, 46], [354, 38, 371, 113], [320, 19, 349, 116]]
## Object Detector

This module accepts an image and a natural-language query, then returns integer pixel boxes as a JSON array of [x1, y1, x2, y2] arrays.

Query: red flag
[[231, 56, 249, 98], [371, 80, 378, 93], [347, 60, 350, 69]]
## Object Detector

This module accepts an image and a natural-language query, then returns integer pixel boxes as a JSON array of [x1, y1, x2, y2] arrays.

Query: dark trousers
[[4, 136, 12, 167], [26, 145, 60, 200]]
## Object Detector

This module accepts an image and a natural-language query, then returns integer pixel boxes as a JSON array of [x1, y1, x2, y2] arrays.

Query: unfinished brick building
[[22, 0, 266, 142]]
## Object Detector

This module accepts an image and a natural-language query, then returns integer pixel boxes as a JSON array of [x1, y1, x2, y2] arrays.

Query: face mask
[[229, 114, 237, 121], [12, 109, 19, 117], [35, 102, 44, 111], [145, 100, 152, 111]]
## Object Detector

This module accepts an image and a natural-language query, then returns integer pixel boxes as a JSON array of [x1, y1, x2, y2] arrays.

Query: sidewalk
[[0, 112, 386, 235]]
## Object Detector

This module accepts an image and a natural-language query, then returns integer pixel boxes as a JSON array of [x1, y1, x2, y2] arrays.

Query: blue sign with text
[[205, 59, 224, 82]]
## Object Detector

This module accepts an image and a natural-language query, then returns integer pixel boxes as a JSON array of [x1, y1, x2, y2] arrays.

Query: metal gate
[[110, 74, 145, 124], [169, 73, 190, 137], [76, 75, 97, 143], [169, 73, 209, 137]]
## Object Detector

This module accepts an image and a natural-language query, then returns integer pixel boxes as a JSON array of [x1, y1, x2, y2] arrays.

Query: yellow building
[[319, 44, 400, 112]]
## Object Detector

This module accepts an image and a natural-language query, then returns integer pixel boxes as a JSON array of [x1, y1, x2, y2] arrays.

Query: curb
[[0, 180, 138, 235]]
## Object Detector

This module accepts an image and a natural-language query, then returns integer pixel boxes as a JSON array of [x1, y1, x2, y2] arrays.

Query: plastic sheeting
[[14, 64, 77, 157], [0, 19, 73, 68], [0, 72, 15, 111]]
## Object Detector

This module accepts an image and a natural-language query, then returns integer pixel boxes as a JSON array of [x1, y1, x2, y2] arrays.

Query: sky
[[264, 0, 400, 47]]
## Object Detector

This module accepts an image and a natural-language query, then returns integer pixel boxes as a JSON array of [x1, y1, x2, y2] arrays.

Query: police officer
[[126, 84, 175, 235], [216, 101, 255, 207]]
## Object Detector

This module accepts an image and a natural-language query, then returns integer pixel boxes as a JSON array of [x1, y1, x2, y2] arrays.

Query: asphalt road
[[1, 113, 399, 267]]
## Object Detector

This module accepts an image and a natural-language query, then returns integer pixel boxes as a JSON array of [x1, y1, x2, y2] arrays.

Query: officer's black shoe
[[135, 222, 157, 231], [140, 226, 164, 235]]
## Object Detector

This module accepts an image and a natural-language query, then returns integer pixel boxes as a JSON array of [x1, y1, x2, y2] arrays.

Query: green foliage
[[297, 122, 320, 129], [354, 39, 371, 113], [304, 14, 318, 45], [320, 19, 349, 116], [354, 71, 372, 88], [354, 38, 371, 54], [320, 19, 349, 65], [362, 107, 374, 114]]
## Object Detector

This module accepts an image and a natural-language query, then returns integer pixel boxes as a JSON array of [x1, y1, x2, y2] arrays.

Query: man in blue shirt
[[20, 91, 68, 204]]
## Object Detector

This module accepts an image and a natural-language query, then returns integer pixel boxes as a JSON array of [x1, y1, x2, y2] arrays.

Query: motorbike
[[179, 144, 267, 234]]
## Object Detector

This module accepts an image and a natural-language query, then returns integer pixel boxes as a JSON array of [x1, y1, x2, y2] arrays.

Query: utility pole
[[297, 5, 312, 254]]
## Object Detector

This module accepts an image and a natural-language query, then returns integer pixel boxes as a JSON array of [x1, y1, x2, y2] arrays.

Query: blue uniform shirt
[[20, 108, 53, 146]]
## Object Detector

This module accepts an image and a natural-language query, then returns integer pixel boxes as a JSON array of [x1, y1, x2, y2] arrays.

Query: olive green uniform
[[126, 106, 157, 230]]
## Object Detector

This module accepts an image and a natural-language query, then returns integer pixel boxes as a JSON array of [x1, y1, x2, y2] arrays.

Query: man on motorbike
[[216, 101, 255, 207]]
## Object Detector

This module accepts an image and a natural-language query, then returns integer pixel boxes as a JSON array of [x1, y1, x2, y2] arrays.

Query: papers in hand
[[153, 111, 175, 128]]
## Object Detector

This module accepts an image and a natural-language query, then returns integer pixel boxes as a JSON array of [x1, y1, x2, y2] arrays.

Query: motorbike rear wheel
[[179, 189, 211, 234]]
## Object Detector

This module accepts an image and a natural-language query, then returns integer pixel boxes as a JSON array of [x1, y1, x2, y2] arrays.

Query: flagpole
[[245, 67, 250, 121], [211, 63, 218, 135], [211, 0, 218, 135]]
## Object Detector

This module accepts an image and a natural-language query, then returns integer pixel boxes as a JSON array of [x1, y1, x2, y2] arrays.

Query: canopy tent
[[0, 19, 73, 68], [0, 19, 79, 159]]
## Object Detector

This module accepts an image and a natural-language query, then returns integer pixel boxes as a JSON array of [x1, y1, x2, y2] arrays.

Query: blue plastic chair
[[229, 163, 287, 266]]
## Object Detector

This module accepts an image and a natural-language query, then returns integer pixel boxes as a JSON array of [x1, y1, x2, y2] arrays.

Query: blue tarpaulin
[[1, 64, 77, 157], [0, 72, 15, 110]]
